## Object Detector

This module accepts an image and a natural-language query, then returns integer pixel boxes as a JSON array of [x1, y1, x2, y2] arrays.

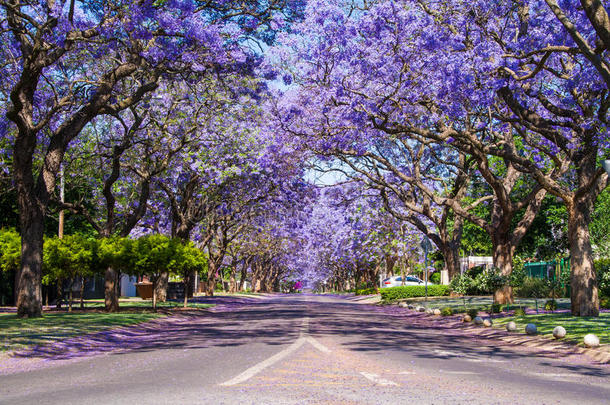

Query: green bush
[[514, 307, 526, 316], [490, 303, 502, 313], [380, 285, 450, 302], [596, 259, 610, 298], [515, 277, 550, 298], [355, 287, 377, 296], [450, 273, 477, 295], [440, 307, 453, 316], [430, 272, 441, 284], [544, 299, 557, 311], [600, 296, 610, 309], [467, 308, 479, 319]]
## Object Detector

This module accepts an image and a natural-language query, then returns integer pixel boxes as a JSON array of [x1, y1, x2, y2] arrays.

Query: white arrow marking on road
[[220, 317, 332, 386], [360, 372, 398, 386]]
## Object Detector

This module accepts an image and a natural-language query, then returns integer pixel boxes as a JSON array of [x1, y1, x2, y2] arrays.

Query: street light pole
[[603, 159, 610, 175], [420, 236, 432, 301]]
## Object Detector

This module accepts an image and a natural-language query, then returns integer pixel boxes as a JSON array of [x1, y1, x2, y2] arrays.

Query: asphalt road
[[1, 294, 608, 404]]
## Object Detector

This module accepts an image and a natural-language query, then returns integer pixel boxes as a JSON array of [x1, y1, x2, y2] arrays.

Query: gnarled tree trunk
[[567, 200, 599, 316], [16, 208, 44, 318]]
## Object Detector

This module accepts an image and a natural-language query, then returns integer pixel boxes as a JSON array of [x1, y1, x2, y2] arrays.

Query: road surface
[[1, 294, 608, 404]]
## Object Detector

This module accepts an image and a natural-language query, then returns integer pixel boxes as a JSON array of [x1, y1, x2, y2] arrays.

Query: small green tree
[[133, 234, 178, 309], [96, 237, 136, 311], [43, 235, 96, 311], [0, 228, 20, 305], [171, 242, 207, 308]]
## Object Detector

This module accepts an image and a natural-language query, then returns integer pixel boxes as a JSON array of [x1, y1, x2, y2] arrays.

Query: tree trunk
[[56, 278, 63, 309], [152, 279, 157, 310], [15, 209, 44, 318], [68, 278, 74, 312], [104, 267, 120, 312], [442, 245, 461, 281], [155, 272, 168, 302], [492, 233, 514, 305], [206, 277, 215, 296], [80, 277, 85, 309], [567, 202, 599, 316], [183, 272, 190, 308]]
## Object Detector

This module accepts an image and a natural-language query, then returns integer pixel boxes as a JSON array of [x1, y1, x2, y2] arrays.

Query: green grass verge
[[492, 312, 610, 345], [74, 299, 214, 309], [0, 312, 164, 352]]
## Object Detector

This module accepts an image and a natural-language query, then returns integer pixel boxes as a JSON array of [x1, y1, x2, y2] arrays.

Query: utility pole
[[59, 165, 65, 239]]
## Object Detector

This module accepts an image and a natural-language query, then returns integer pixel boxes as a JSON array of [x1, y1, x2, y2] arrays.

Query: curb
[[390, 305, 610, 365]]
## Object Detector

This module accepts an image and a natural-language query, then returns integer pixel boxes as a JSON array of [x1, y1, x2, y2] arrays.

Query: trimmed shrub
[[600, 296, 610, 309], [380, 285, 450, 302], [514, 307, 526, 316], [544, 299, 557, 311], [467, 308, 479, 319], [355, 287, 377, 296], [490, 303, 502, 313], [440, 306, 453, 316], [515, 277, 550, 298]]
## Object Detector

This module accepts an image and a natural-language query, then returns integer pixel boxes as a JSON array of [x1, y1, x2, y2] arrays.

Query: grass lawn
[[492, 312, 610, 346], [0, 299, 214, 353], [75, 298, 215, 310], [0, 311, 163, 352]]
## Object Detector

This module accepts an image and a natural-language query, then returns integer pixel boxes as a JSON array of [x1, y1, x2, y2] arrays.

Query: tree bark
[[567, 201, 599, 316], [104, 267, 120, 312], [155, 272, 168, 302], [16, 209, 44, 318], [492, 234, 515, 305]]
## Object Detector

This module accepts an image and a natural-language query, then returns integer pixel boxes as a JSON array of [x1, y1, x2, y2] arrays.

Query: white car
[[381, 275, 434, 288]]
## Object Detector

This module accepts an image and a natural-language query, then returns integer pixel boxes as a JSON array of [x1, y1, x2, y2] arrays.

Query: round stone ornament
[[483, 318, 492, 327], [584, 334, 600, 348], [462, 314, 472, 322], [506, 321, 517, 332], [552, 326, 566, 339], [473, 316, 483, 325], [426, 308, 434, 314], [399, 302, 408, 308], [417, 306, 426, 312], [525, 323, 537, 335], [433, 308, 441, 316]]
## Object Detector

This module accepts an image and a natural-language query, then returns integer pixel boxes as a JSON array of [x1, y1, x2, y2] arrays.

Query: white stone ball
[[426, 308, 434, 314], [473, 316, 484, 325], [463, 314, 472, 322], [399, 302, 408, 308], [584, 334, 600, 348], [525, 323, 537, 335], [506, 321, 517, 332], [417, 306, 426, 312], [483, 318, 493, 327], [433, 308, 442, 316], [552, 326, 567, 339]]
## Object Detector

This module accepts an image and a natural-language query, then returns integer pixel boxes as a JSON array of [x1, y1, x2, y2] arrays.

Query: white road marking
[[438, 370, 479, 375], [530, 372, 582, 379], [220, 317, 331, 386], [432, 349, 506, 363], [220, 337, 307, 386], [360, 372, 399, 386], [306, 336, 331, 353]]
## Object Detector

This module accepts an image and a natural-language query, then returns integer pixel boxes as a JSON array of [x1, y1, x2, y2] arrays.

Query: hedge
[[380, 285, 450, 302], [355, 287, 378, 296]]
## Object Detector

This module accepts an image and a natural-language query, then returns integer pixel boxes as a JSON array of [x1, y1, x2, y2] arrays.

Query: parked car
[[381, 275, 435, 288]]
